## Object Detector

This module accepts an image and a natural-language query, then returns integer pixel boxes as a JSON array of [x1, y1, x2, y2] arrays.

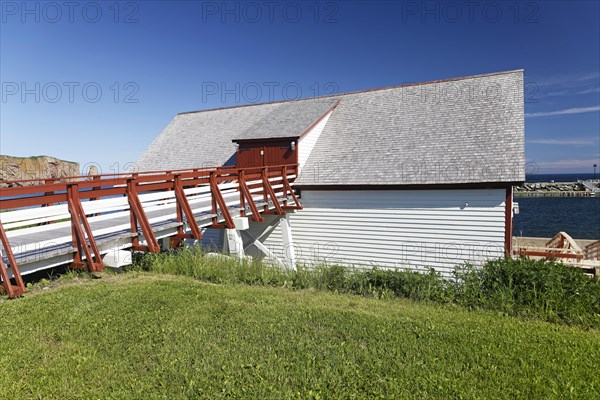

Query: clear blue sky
[[1, 0, 599, 175]]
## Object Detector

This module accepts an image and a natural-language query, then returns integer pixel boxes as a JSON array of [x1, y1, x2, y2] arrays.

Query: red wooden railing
[[0, 164, 301, 298]]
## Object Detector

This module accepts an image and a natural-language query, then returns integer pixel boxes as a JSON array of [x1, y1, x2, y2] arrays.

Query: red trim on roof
[[232, 136, 299, 143], [299, 99, 341, 140]]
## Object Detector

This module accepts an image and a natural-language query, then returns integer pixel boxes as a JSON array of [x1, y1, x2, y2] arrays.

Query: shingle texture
[[137, 70, 525, 185], [233, 99, 338, 141], [136, 98, 337, 170]]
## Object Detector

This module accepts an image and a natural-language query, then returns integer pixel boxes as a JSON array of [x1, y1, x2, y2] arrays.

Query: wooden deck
[[514, 234, 600, 276]]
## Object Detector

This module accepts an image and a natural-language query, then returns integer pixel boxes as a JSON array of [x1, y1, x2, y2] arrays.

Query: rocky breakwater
[[515, 181, 598, 197], [0, 155, 80, 187]]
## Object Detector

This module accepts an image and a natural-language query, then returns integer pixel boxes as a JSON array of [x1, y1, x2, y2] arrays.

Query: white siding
[[199, 228, 224, 251], [298, 111, 332, 173], [254, 189, 506, 276]]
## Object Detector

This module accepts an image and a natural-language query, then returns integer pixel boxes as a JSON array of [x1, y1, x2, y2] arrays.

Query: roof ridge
[[177, 69, 523, 116]]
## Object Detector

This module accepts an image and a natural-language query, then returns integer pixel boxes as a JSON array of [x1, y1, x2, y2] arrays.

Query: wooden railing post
[[281, 165, 302, 211], [38, 178, 56, 226], [89, 175, 102, 217], [42, 178, 55, 207], [282, 166, 288, 207], [67, 184, 104, 272], [262, 167, 284, 215], [238, 169, 264, 222], [239, 170, 246, 217], [126, 178, 160, 253], [174, 174, 203, 240], [209, 171, 235, 229], [0, 222, 25, 298], [261, 168, 268, 214]]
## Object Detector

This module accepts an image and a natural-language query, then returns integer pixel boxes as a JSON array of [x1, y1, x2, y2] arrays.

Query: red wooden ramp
[[0, 164, 301, 298]]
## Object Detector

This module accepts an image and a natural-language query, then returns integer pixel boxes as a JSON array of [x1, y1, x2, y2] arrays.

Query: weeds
[[454, 258, 600, 327], [134, 248, 600, 328]]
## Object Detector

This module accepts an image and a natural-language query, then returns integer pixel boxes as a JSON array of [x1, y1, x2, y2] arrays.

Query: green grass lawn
[[1, 272, 599, 399]]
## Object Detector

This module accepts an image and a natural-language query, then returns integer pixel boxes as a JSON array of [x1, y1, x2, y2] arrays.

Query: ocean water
[[513, 196, 600, 239], [526, 173, 597, 183]]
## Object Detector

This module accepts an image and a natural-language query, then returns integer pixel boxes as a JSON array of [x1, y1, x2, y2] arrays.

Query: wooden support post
[[239, 171, 246, 217], [0, 222, 25, 298], [90, 175, 101, 216], [262, 169, 269, 214], [210, 173, 218, 227], [281, 166, 303, 210], [67, 184, 104, 272], [129, 201, 139, 249], [174, 175, 203, 239], [89, 175, 101, 201], [41, 178, 56, 207], [281, 167, 288, 207], [262, 168, 284, 215], [126, 179, 160, 253], [238, 170, 264, 222], [39, 178, 56, 225], [209, 172, 235, 229]]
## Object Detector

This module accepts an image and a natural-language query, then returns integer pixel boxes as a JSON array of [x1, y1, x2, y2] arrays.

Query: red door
[[264, 140, 295, 166], [237, 143, 263, 167]]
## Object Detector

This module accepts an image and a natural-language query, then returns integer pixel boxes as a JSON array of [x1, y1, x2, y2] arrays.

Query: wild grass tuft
[[454, 258, 600, 327], [133, 248, 600, 328], [134, 247, 296, 286]]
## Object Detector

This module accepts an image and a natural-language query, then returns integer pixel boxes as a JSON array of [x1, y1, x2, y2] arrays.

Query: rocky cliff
[[0, 155, 80, 187]]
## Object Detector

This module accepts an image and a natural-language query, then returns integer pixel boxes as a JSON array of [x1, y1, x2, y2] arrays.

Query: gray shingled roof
[[136, 98, 338, 170], [137, 70, 525, 184], [233, 98, 338, 141]]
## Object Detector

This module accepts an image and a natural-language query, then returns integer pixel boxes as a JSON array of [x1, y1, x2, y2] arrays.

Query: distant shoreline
[[526, 173, 597, 183], [516, 178, 599, 197]]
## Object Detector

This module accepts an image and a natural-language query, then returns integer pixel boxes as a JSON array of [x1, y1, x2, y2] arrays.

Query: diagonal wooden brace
[[262, 168, 284, 215], [0, 222, 25, 298], [67, 184, 104, 272], [281, 166, 303, 210], [210, 172, 235, 229], [174, 175, 203, 239], [127, 180, 160, 253], [238, 170, 264, 222]]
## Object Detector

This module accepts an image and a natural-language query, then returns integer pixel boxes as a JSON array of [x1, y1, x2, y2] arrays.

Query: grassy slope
[[0, 273, 598, 399]]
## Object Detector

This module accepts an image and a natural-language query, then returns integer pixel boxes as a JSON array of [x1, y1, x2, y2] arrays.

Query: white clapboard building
[[137, 70, 525, 275]]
